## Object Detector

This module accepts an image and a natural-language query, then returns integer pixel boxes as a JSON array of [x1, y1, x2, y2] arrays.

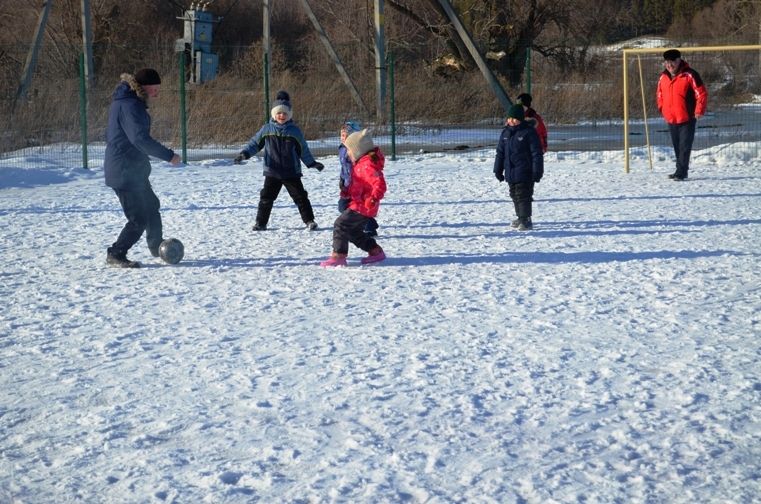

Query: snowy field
[[1, 142, 760, 503]]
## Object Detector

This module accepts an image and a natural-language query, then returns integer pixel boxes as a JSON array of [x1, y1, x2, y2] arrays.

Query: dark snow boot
[[516, 200, 533, 230], [106, 249, 140, 268], [254, 199, 273, 231], [517, 218, 533, 231]]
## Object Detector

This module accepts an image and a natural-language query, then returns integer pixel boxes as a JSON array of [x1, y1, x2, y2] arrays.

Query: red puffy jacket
[[525, 107, 548, 153], [347, 147, 386, 218], [657, 61, 708, 125]]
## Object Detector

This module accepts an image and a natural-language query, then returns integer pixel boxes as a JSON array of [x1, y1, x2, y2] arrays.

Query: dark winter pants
[[256, 176, 315, 227], [668, 118, 696, 178], [338, 197, 378, 234], [110, 183, 162, 255], [508, 181, 535, 221], [332, 210, 378, 255]]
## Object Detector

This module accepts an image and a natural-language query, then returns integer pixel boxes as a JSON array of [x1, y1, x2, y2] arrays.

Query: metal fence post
[[179, 52, 188, 163], [525, 43, 532, 94], [389, 52, 396, 161]]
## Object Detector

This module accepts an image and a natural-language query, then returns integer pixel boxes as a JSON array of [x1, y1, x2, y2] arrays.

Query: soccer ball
[[158, 238, 184, 265]]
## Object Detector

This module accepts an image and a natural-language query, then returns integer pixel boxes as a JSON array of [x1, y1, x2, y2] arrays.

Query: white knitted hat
[[344, 128, 374, 160], [270, 90, 292, 121]]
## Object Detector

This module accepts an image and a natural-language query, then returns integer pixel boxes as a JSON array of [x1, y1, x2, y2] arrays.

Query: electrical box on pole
[[175, 3, 220, 84]]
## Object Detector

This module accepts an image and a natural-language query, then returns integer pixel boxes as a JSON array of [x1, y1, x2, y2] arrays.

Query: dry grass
[[1, 48, 758, 155]]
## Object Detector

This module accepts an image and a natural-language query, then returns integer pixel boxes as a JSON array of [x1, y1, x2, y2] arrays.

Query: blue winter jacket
[[338, 144, 352, 188], [104, 75, 175, 189], [241, 120, 317, 179], [493, 122, 544, 184]]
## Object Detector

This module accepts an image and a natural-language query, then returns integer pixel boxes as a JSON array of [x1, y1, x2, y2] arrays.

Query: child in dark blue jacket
[[234, 90, 324, 231], [493, 104, 544, 230]]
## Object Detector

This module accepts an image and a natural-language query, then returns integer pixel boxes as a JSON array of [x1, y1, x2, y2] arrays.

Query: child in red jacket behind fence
[[321, 129, 386, 267]]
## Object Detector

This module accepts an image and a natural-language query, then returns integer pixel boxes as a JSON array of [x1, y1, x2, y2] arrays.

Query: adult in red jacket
[[657, 49, 708, 181]]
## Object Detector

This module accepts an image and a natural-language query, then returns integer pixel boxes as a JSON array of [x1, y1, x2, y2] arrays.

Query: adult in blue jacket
[[234, 90, 324, 231], [104, 68, 180, 268], [494, 104, 544, 230]]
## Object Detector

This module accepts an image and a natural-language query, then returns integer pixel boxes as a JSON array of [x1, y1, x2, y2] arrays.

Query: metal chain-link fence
[[2, 40, 760, 168]]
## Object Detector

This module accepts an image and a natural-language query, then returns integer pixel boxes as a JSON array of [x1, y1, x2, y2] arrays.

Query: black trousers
[[338, 197, 378, 233], [508, 181, 535, 220], [668, 118, 696, 178], [110, 183, 162, 255], [332, 210, 378, 255], [256, 176, 315, 226]]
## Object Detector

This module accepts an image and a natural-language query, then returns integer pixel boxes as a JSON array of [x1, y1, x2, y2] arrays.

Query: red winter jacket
[[657, 61, 708, 125], [348, 147, 386, 218], [525, 107, 548, 153]]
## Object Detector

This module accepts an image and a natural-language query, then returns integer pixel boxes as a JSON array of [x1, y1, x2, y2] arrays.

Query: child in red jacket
[[321, 129, 386, 267], [516, 93, 548, 153]]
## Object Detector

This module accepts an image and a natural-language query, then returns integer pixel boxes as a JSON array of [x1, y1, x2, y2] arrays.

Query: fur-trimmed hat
[[507, 104, 525, 121], [271, 90, 293, 121], [663, 49, 681, 61], [135, 68, 161, 86], [344, 128, 375, 160]]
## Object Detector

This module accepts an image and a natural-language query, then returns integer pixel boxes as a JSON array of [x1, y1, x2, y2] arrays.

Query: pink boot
[[320, 252, 348, 268], [361, 246, 386, 265]]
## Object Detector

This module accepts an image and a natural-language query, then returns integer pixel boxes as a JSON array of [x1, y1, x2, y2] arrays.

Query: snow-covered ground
[[1, 142, 760, 503]]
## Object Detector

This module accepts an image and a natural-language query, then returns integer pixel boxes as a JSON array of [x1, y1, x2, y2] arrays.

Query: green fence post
[[525, 43, 532, 94], [263, 53, 270, 123], [389, 52, 396, 161], [78, 53, 89, 170], [179, 52, 187, 163]]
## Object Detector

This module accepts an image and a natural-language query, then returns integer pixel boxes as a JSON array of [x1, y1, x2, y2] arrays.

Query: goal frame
[[622, 45, 761, 173]]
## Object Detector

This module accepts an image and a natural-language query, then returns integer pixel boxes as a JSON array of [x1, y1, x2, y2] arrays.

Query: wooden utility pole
[[263, 0, 271, 116], [298, 0, 369, 116], [374, 0, 386, 123], [15, 0, 53, 106], [435, 0, 512, 113]]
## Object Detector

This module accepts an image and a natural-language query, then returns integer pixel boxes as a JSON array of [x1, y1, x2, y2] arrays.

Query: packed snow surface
[[1, 143, 760, 503]]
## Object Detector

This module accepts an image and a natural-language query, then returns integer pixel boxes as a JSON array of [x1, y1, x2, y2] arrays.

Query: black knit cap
[[135, 68, 161, 86], [274, 90, 291, 109], [516, 93, 532, 107], [663, 49, 681, 61]]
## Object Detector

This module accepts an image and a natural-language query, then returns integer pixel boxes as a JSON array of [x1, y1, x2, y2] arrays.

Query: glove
[[495, 172, 505, 182], [309, 161, 325, 172], [233, 152, 249, 164]]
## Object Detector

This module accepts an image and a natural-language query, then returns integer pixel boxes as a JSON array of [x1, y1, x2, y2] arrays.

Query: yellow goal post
[[622, 45, 761, 173]]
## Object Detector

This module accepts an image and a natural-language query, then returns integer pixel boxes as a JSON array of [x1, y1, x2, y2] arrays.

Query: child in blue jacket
[[494, 104, 544, 231], [234, 90, 324, 231]]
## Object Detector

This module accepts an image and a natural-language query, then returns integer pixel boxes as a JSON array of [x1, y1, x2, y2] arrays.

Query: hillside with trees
[[1, 0, 759, 149]]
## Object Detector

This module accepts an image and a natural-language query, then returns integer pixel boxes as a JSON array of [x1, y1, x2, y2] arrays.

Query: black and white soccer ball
[[158, 238, 184, 265]]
